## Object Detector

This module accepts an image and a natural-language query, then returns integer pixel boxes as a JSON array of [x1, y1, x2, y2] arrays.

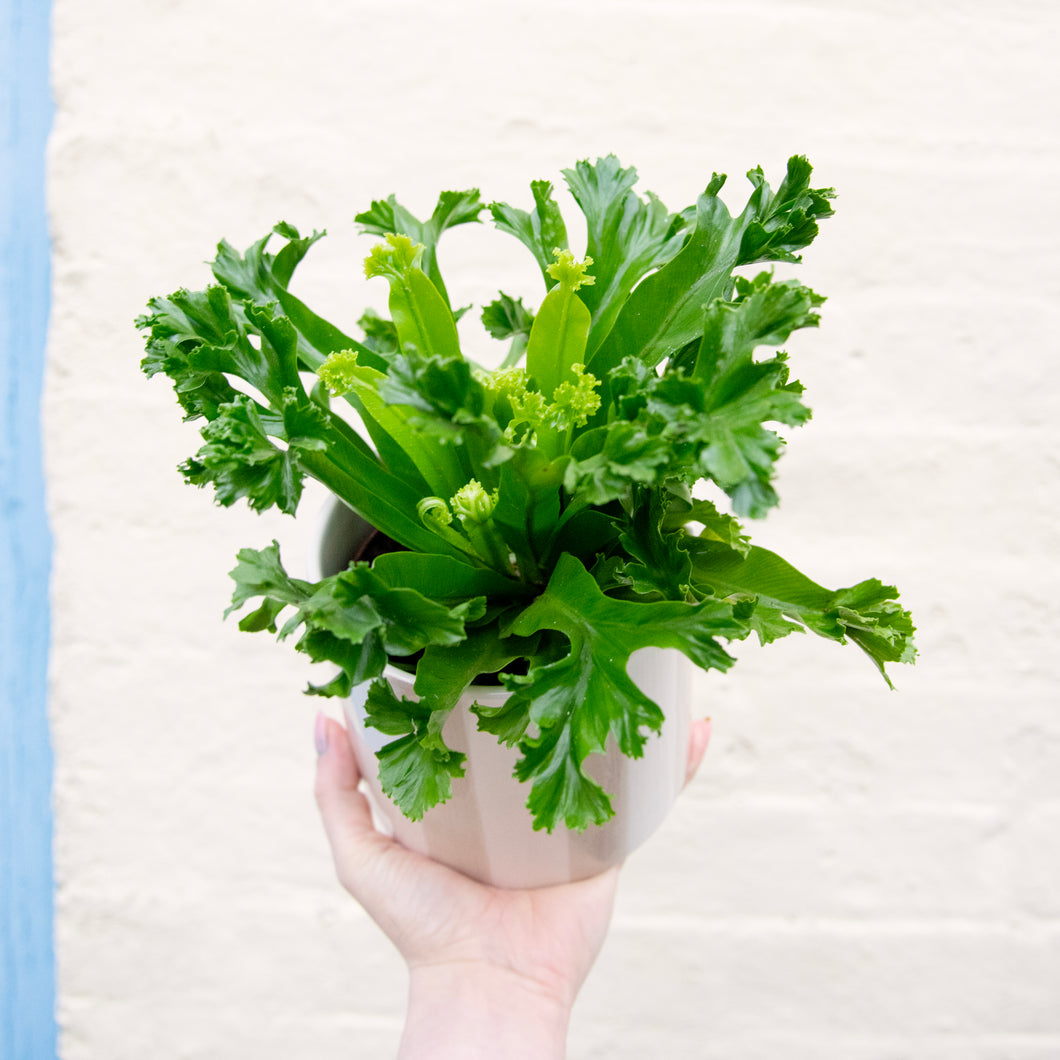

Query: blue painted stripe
[[1, 0, 58, 1057]]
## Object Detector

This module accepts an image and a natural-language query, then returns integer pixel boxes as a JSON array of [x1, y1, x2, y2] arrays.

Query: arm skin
[[314, 712, 711, 1059]]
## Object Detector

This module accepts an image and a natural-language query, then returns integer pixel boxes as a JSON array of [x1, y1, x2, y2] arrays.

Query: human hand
[[314, 712, 711, 1059]]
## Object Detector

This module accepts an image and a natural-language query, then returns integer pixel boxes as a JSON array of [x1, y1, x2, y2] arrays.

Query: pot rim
[[375, 660, 514, 702], [308, 494, 684, 701], [308, 494, 517, 699]]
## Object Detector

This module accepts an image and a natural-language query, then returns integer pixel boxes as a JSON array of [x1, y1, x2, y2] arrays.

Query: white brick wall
[[47, 1, 1060, 1056]]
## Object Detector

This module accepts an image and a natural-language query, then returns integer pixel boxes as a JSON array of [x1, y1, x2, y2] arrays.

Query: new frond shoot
[[139, 156, 915, 833]]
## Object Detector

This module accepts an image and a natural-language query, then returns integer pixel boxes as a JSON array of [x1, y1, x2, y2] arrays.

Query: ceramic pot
[[311, 496, 694, 888]]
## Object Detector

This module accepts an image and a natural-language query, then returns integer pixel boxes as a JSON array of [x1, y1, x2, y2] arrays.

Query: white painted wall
[[46, 1, 1060, 1056]]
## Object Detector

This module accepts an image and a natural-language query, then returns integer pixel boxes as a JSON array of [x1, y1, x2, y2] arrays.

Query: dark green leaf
[[642, 356, 809, 518], [210, 224, 380, 373], [607, 270, 821, 516], [226, 539, 312, 616], [211, 222, 323, 301], [371, 551, 528, 604], [489, 179, 570, 288], [736, 155, 836, 266], [501, 553, 749, 830], [690, 271, 824, 383], [689, 539, 916, 685], [589, 158, 833, 377], [491, 447, 566, 581], [561, 155, 689, 357], [662, 497, 751, 556], [615, 490, 694, 599], [357, 307, 400, 356], [355, 188, 484, 308], [306, 565, 474, 657], [565, 421, 673, 505], [225, 542, 482, 697], [363, 680, 466, 820], [181, 391, 318, 514], [481, 292, 535, 341], [378, 354, 508, 477]]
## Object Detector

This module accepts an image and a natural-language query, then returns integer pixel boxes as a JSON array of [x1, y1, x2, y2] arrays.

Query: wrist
[[398, 961, 573, 1060]]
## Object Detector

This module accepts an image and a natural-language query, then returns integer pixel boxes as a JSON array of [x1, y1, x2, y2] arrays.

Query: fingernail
[[314, 711, 329, 756]]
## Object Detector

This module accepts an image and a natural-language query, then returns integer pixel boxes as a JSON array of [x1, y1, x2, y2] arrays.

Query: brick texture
[[47, 1, 1060, 1056]]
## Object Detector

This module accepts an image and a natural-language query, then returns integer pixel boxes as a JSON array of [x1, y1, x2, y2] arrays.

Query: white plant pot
[[310, 497, 695, 889]]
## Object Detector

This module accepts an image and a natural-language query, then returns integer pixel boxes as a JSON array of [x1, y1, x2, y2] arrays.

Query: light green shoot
[[317, 349, 362, 395], [550, 363, 600, 429], [363, 233, 425, 279], [451, 479, 499, 525], [546, 248, 595, 291]]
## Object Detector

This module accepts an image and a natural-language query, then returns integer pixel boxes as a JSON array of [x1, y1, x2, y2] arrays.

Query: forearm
[[398, 963, 572, 1060]]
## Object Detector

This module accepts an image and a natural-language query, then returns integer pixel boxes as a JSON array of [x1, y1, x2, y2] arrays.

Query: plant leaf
[[481, 292, 535, 341], [482, 292, 535, 367], [363, 680, 467, 819], [736, 155, 836, 266], [225, 541, 481, 696], [364, 235, 463, 364], [499, 553, 749, 831], [561, 155, 689, 358], [688, 270, 825, 381], [371, 551, 529, 603], [564, 420, 673, 506], [662, 497, 751, 556], [588, 157, 833, 378], [181, 390, 322, 514], [211, 223, 382, 373], [319, 352, 465, 497], [615, 490, 694, 599], [489, 179, 570, 288], [689, 539, 916, 685], [356, 189, 484, 308]]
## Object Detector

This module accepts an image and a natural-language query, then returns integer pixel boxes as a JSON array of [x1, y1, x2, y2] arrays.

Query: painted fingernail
[[314, 711, 329, 756]]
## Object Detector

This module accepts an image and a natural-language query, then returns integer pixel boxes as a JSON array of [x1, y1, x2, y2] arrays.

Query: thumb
[[313, 712, 391, 883], [684, 716, 712, 788]]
